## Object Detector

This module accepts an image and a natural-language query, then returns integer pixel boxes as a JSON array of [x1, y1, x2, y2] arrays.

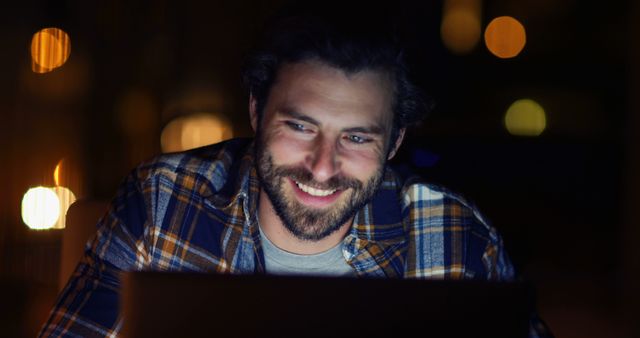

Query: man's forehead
[[268, 60, 395, 126], [271, 60, 395, 109], [275, 60, 395, 87], [290, 57, 391, 75]]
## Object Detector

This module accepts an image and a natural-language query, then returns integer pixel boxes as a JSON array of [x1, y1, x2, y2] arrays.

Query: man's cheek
[[342, 152, 383, 178], [269, 137, 309, 163]]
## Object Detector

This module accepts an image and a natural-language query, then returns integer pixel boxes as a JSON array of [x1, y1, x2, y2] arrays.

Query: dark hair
[[243, 3, 430, 144]]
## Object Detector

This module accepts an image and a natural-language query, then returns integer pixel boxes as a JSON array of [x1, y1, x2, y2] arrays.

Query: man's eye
[[285, 121, 307, 132], [346, 134, 369, 144]]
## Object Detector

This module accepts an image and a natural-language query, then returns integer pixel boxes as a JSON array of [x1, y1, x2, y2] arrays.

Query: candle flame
[[54, 161, 62, 186]]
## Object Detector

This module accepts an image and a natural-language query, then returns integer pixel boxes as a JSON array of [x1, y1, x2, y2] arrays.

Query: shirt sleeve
[[38, 171, 149, 337]]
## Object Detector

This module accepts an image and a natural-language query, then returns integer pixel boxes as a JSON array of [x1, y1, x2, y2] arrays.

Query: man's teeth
[[295, 182, 337, 197]]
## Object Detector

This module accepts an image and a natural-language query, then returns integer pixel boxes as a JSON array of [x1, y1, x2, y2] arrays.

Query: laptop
[[121, 271, 533, 338]]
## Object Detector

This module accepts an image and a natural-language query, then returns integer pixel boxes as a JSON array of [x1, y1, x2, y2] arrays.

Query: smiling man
[[40, 4, 551, 338], [254, 61, 400, 257]]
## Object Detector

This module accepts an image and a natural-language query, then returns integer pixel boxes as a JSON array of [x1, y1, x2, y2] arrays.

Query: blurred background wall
[[0, 0, 637, 337]]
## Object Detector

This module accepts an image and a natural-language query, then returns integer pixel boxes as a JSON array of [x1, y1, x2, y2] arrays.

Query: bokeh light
[[484, 16, 526, 59], [161, 113, 233, 153], [504, 99, 547, 136], [441, 0, 482, 55], [22, 187, 60, 230], [31, 27, 71, 73]]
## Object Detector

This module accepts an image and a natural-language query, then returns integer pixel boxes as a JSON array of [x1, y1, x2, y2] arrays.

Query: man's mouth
[[287, 178, 346, 208], [295, 181, 337, 197]]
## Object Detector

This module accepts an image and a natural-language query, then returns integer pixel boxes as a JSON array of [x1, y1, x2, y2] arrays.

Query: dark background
[[1, 1, 638, 337]]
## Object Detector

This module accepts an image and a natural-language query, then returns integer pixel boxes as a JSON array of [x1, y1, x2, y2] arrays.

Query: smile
[[295, 181, 337, 197]]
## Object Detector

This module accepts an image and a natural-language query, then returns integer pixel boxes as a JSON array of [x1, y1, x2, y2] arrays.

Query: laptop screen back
[[121, 272, 532, 338]]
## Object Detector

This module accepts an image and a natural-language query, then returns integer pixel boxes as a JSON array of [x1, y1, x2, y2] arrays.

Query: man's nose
[[306, 136, 340, 182]]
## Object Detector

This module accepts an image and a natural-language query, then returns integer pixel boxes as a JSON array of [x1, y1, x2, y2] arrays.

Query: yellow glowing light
[[31, 27, 71, 73], [484, 16, 526, 59], [504, 99, 547, 136], [441, 0, 482, 55], [161, 113, 233, 153], [54, 161, 61, 186], [52, 160, 76, 229], [22, 187, 61, 230]]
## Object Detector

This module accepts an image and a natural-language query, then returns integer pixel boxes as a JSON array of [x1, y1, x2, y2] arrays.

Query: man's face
[[253, 61, 399, 241]]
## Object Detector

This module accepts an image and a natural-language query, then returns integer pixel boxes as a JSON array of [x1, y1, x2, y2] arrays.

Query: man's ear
[[249, 93, 258, 132], [387, 128, 405, 160]]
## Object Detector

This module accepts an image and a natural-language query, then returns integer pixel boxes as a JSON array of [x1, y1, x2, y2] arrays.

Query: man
[[40, 5, 551, 338]]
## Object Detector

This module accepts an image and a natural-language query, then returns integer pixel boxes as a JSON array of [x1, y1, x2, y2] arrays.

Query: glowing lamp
[[31, 27, 71, 73], [441, 0, 482, 55], [161, 113, 232, 153], [484, 16, 527, 59], [22, 161, 77, 230], [504, 99, 547, 136], [22, 187, 60, 230], [52, 160, 76, 229]]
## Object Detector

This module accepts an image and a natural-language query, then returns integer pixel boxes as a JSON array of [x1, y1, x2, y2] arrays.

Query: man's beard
[[255, 140, 385, 242]]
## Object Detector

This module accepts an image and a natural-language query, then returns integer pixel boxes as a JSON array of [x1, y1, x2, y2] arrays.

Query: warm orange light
[[440, 0, 482, 55], [161, 113, 233, 153], [22, 162, 77, 230], [53, 161, 77, 229], [54, 161, 61, 186], [53, 160, 76, 229], [484, 16, 526, 59], [31, 27, 71, 73]]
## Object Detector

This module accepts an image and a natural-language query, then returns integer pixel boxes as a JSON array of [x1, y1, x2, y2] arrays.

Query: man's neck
[[257, 190, 352, 255]]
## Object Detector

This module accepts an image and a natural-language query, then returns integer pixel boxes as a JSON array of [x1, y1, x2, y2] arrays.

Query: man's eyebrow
[[344, 125, 385, 135], [279, 109, 320, 126]]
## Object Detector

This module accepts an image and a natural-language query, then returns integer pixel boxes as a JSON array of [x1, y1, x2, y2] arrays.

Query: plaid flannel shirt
[[40, 138, 551, 337]]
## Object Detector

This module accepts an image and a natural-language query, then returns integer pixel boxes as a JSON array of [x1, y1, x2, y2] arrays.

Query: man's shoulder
[[401, 178, 477, 210], [133, 138, 253, 194], [397, 175, 513, 279], [399, 176, 496, 242]]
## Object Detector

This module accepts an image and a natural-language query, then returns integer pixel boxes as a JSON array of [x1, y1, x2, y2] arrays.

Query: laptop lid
[[121, 271, 532, 338]]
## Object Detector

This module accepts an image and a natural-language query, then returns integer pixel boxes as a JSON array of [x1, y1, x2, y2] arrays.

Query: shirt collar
[[343, 167, 407, 277], [350, 166, 406, 243]]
